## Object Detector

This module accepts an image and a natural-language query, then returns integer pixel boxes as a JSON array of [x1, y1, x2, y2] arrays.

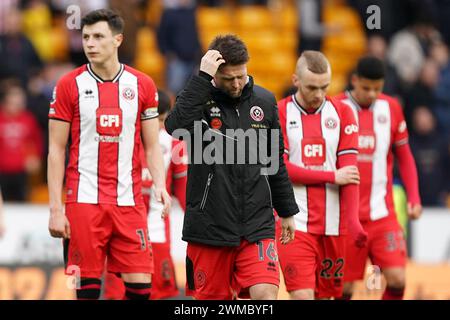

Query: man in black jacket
[[165, 35, 299, 300]]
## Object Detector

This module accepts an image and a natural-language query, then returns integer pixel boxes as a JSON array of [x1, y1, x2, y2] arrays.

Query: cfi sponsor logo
[[122, 87, 135, 100], [324, 117, 338, 129], [250, 106, 264, 122], [344, 124, 358, 135]]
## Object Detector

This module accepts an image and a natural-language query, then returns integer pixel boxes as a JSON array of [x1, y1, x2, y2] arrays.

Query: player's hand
[[154, 187, 171, 219], [335, 166, 360, 185], [348, 221, 368, 248], [407, 203, 422, 220], [200, 50, 226, 77], [280, 216, 296, 244], [48, 208, 71, 239]]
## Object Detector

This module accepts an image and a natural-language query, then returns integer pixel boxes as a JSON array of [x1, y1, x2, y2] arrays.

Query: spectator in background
[[0, 188, 4, 238], [409, 106, 450, 206], [157, 0, 202, 95], [0, 0, 19, 36], [0, 8, 43, 87], [387, 17, 441, 87], [403, 59, 440, 127], [26, 63, 75, 174], [0, 81, 43, 201], [50, 0, 109, 66], [109, 0, 145, 65], [431, 42, 450, 135], [366, 34, 402, 96], [296, 0, 342, 53]]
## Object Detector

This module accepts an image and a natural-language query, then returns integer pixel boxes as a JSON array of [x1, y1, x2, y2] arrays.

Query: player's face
[[214, 64, 248, 98], [293, 69, 330, 109], [351, 76, 384, 106], [82, 21, 122, 65]]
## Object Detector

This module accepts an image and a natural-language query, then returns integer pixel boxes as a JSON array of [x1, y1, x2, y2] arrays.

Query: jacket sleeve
[[268, 103, 300, 218], [164, 74, 212, 135]]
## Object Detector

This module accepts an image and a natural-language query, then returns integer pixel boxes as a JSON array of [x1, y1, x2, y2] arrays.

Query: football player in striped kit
[[47, 9, 171, 300], [276, 51, 367, 300], [335, 56, 421, 300]]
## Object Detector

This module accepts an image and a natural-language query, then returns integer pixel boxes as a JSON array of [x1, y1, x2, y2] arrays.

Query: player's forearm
[[145, 146, 166, 190], [396, 144, 421, 205], [284, 154, 335, 185], [47, 149, 66, 213]]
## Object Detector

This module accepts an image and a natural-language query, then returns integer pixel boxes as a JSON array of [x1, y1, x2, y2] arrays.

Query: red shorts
[[149, 242, 179, 299], [277, 226, 346, 299], [344, 217, 407, 282], [103, 243, 178, 300], [64, 203, 154, 279], [185, 239, 280, 300]]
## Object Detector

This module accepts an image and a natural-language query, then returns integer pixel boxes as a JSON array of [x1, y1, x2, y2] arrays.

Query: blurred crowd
[[0, 0, 448, 207]]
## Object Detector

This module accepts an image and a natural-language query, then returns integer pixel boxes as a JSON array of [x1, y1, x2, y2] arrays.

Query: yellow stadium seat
[[238, 29, 279, 53], [136, 27, 159, 52], [197, 6, 233, 31], [135, 50, 166, 87], [29, 184, 49, 204], [275, 6, 298, 31], [236, 6, 273, 30], [328, 74, 348, 96]]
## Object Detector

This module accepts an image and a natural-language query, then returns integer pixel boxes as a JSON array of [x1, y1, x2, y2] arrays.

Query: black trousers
[[0, 172, 28, 201]]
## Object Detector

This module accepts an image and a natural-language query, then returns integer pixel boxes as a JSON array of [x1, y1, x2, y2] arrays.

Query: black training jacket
[[165, 73, 299, 246]]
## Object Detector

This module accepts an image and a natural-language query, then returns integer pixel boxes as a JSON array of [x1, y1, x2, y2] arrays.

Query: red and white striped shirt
[[144, 129, 187, 244], [49, 63, 159, 206], [336, 91, 409, 222], [278, 95, 359, 236]]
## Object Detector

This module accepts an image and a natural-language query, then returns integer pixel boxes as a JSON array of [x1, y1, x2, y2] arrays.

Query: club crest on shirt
[[377, 114, 387, 124], [324, 117, 337, 129], [210, 117, 222, 129], [122, 87, 136, 100], [250, 106, 264, 122]]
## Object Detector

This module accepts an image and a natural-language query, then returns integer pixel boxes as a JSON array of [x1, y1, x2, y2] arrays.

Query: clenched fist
[[200, 50, 226, 77]]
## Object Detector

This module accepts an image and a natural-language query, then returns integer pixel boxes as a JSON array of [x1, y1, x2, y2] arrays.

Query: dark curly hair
[[208, 34, 250, 68]]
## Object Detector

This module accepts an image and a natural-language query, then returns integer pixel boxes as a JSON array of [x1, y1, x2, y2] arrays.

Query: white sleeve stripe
[[337, 149, 358, 156], [394, 138, 409, 146], [173, 171, 187, 179], [141, 113, 159, 120], [284, 149, 290, 155]]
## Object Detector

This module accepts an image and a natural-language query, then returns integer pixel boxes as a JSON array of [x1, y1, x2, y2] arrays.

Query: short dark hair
[[208, 34, 249, 67], [81, 9, 124, 34], [157, 89, 171, 115], [356, 56, 385, 80]]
